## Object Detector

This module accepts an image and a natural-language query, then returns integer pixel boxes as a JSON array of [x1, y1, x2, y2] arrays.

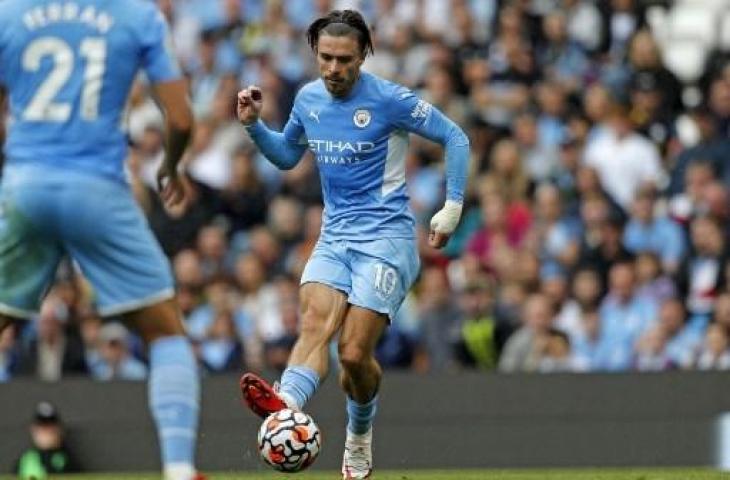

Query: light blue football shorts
[[0, 164, 174, 319], [300, 237, 421, 320]]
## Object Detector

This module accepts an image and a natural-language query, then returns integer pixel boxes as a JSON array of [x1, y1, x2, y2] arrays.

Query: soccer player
[[0, 2, 201, 479], [236, 10, 469, 479]]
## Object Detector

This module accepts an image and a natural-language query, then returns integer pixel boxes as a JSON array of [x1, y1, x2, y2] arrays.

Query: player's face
[[316, 34, 364, 97]]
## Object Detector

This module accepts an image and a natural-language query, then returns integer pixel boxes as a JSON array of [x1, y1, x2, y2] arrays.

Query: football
[[257, 408, 322, 472]]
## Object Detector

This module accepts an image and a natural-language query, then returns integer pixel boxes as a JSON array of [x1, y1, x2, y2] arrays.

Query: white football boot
[[342, 428, 373, 479]]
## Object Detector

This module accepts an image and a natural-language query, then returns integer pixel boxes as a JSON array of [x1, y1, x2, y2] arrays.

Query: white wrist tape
[[430, 200, 463, 235]]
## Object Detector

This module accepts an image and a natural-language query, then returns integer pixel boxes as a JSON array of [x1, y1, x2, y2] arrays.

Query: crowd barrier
[[2, 371, 730, 472]]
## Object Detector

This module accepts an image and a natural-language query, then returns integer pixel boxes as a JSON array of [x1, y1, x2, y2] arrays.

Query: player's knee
[[338, 344, 370, 373], [0, 315, 15, 334], [126, 300, 185, 343]]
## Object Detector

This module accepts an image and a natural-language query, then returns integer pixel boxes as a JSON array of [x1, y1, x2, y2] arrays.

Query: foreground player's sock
[[346, 395, 378, 435], [278, 365, 320, 410], [149, 335, 200, 480]]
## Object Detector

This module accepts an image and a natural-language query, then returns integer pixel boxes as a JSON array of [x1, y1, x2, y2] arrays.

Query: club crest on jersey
[[353, 109, 371, 128]]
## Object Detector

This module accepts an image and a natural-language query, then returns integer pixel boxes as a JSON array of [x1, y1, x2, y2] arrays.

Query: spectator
[[571, 309, 602, 372], [196, 223, 230, 280], [604, 0, 645, 65], [234, 253, 282, 371], [563, 0, 603, 53], [89, 323, 147, 381], [217, 147, 268, 234], [668, 104, 730, 196], [186, 276, 247, 372], [537, 12, 590, 92], [669, 160, 719, 226], [556, 267, 604, 341], [594, 259, 657, 371], [628, 71, 674, 150], [15, 402, 80, 478], [625, 29, 682, 115], [485, 139, 531, 203], [583, 84, 612, 141], [695, 323, 730, 371], [263, 276, 300, 372], [453, 276, 500, 371], [499, 293, 556, 373], [577, 200, 632, 285], [659, 298, 703, 369], [418, 266, 462, 372], [634, 324, 671, 372], [465, 191, 530, 278], [17, 298, 87, 382], [634, 252, 677, 306], [708, 74, 730, 137], [513, 111, 559, 182], [536, 328, 576, 373], [623, 187, 686, 274], [676, 215, 729, 318], [583, 98, 665, 210], [525, 182, 580, 270]]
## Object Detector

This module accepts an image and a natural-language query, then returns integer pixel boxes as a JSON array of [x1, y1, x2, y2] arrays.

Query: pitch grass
[[2, 469, 730, 480]]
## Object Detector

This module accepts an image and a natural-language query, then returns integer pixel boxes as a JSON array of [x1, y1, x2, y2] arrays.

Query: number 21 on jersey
[[22, 36, 106, 122]]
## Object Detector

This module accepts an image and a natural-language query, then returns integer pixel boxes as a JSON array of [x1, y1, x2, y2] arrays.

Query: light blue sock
[[148, 335, 200, 468], [347, 395, 378, 435], [279, 365, 320, 409]]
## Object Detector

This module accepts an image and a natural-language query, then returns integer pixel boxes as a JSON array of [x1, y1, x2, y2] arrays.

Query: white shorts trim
[[0, 302, 35, 320], [98, 288, 175, 317]]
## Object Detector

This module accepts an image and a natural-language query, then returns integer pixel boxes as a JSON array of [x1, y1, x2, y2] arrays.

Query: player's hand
[[156, 166, 187, 212], [237, 85, 263, 126], [429, 200, 463, 249]]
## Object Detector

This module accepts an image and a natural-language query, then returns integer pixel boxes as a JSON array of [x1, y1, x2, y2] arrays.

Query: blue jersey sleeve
[[389, 87, 470, 203], [245, 92, 307, 170], [138, 6, 181, 83], [283, 101, 307, 145]]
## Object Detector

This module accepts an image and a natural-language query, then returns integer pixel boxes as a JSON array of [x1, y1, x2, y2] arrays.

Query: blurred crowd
[[2, 0, 730, 380]]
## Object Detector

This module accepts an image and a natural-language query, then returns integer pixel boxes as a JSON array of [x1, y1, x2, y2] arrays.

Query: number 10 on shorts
[[373, 264, 397, 296]]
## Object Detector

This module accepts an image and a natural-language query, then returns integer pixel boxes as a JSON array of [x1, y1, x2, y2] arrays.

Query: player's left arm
[[390, 88, 470, 248], [138, 4, 193, 210], [0, 86, 6, 147]]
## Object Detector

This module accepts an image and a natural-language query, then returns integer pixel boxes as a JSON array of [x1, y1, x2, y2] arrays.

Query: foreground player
[[237, 10, 469, 479], [0, 2, 201, 479]]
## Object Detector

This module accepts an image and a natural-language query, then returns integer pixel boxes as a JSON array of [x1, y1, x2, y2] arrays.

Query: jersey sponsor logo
[[308, 140, 375, 165], [410, 99, 432, 119], [308, 139, 375, 153], [308, 109, 320, 123], [353, 109, 371, 128]]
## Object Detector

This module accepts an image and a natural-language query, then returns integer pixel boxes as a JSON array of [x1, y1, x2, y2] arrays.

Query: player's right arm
[[152, 79, 193, 209], [237, 86, 307, 170], [137, 3, 193, 210], [0, 86, 6, 149]]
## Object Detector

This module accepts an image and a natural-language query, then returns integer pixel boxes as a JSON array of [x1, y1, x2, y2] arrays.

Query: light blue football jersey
[[281, 71, 455, 241], [0, 0, 181, 182]]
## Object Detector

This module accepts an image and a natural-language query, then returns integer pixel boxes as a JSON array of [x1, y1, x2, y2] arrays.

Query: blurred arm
[[244, 120, 307, 171], [152, 79, 193, 174]]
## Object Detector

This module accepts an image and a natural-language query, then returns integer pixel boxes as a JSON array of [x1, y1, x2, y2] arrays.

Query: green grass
[[3, 469, 730, 480]]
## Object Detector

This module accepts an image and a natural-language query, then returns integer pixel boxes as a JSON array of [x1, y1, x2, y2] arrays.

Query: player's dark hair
[[306, 10, 374, 58]]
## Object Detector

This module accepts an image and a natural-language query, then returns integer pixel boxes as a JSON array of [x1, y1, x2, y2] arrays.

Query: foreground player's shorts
[[300, 237, 420, 320], [0, 164, 174, 318]]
